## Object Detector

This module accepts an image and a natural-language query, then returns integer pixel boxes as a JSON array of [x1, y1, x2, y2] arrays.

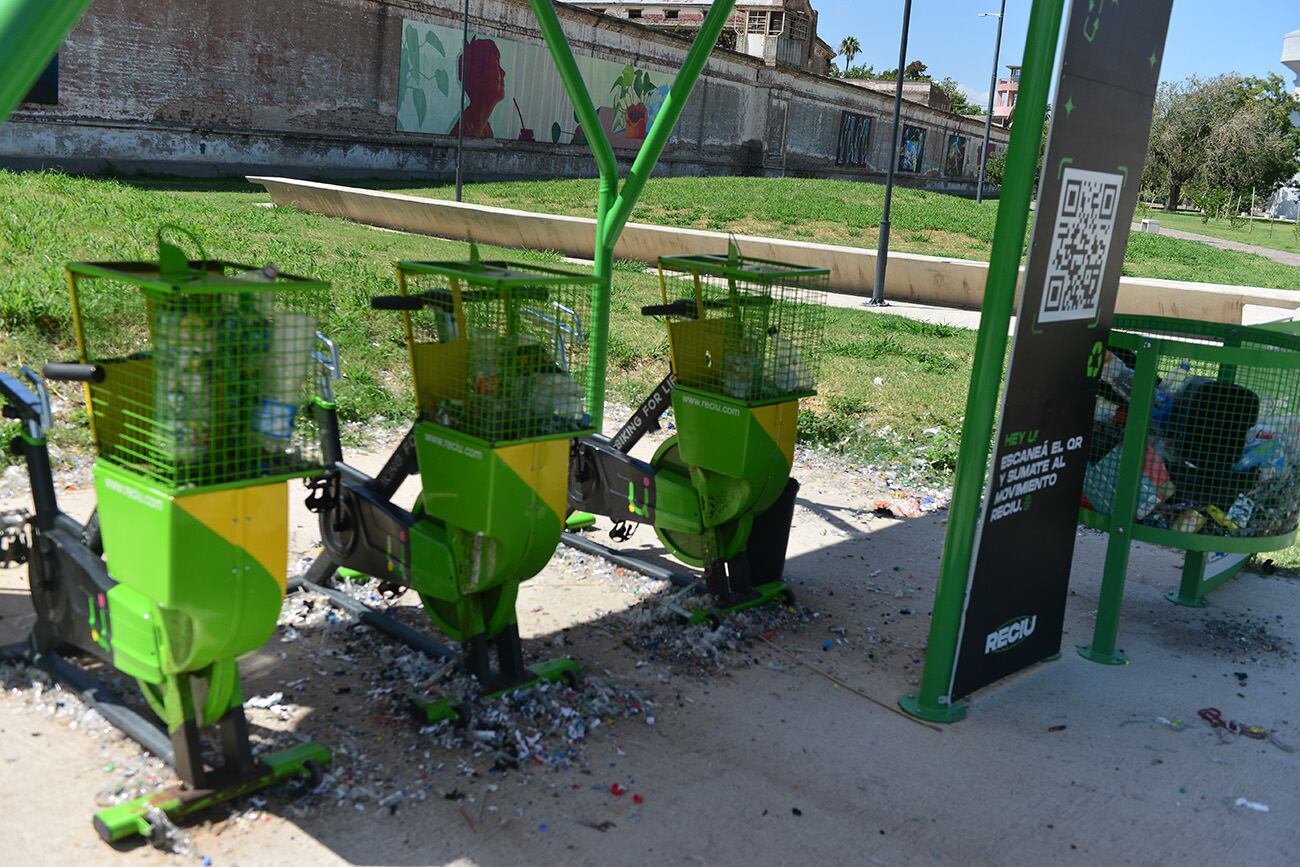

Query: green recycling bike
[[0, 230, 331, 841]]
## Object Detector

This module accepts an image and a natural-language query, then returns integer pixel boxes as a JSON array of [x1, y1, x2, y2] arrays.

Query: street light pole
[[454, 0, 470, 202], [975, 0, 1007, 205], [871, 0, 913, 307]]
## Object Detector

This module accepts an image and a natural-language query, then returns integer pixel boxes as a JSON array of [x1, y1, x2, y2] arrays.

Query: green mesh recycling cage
[[1082, 315, 1300, 550], [67, 229, 328, 492], [656, 251, 829, 404], [396, 257, 598, 445]]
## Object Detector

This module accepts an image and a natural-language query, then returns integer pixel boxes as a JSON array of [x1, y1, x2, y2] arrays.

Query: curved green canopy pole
[[0, 0, 91, 127], [527, 0, 736, 429]]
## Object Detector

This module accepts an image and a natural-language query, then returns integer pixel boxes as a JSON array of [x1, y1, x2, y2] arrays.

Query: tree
[[838, 36, 860, 75], [878, 60, 930, 81], [983, 106, 1051, 189], [1145, 73, 1300, 212], [934, 77, 983, 116], [1199, 73, 1300, 204], [830, 63, 878, 80], [1146, 76, 1245, 212], [1199, 99, 1297, 200]]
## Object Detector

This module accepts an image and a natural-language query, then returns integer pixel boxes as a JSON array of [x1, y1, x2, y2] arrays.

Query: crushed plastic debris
[[616, 594, 813, 674], [1234, 797, 1270, 813], [1202, 615, 1295, 663], [0, 435, 922, 849]]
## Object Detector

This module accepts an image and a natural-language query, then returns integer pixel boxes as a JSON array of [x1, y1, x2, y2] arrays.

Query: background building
[[0, 0, 1005, 193], [848, 79, 953, 113], [568, 0, 830, 75], [992, 64, 1020, 127]]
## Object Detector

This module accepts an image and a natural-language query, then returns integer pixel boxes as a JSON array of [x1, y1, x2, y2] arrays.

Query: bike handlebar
[[641, 301, 698, 318], [370, 295, 425, 311], [41, 363, 105, 383], [0, 369, 51, 434]]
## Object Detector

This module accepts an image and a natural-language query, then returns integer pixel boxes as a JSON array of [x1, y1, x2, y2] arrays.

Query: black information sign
[[951, 0, 1174, 699]]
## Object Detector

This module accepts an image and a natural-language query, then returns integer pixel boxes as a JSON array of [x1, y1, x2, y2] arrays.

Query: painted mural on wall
[[835, 111, 871, 167], [898, 124, 926, 173], [397, 18, 672, 149], [945, 134, 967, 177]]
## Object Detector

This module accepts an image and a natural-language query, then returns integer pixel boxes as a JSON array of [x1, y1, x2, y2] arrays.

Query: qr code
[[1038, 167, 1124, 324]]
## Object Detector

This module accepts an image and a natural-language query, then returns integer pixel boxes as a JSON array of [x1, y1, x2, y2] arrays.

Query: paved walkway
[[1135, 222, 1300, 267], [824, 295, 998, 330]]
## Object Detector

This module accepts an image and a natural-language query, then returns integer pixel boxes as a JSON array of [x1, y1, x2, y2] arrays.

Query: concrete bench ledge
[[249, 176, 1300, 326]]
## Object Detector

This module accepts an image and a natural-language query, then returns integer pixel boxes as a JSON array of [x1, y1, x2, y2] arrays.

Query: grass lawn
[[6, 171, 1300, 572], [1137, 206, 1300, 256], [0, 171, 973, 480], [377, 176, 1300, 290]]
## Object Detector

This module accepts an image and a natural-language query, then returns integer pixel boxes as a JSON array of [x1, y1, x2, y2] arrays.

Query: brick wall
[[0, 0, 1009, 193]]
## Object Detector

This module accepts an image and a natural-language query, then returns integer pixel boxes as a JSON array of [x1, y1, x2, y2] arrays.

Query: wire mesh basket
[[1083, 315, 1300, 543], [67, 230, 328, 491], [656, 251, 828, 403], [395, 257, 598, 445]]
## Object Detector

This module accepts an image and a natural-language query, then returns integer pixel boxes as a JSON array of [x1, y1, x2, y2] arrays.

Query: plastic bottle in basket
[[1099, 350, 1134, 400], [1152, 360, 1192, 429], [766, 333, 812, 396], [228, 264, 312, 455], [525, 371, 586, 431], [722, 340, 760, 400], [467, 329, 506, 437], [152, 303, 214, 465], [252, 313, 317, 454]]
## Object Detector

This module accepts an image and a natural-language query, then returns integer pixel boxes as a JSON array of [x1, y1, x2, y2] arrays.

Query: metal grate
[[68, 253, 327, 492], [1085, 317, 1300, 539], [396, 258, 598, 445], [657, 251, 828, 403]]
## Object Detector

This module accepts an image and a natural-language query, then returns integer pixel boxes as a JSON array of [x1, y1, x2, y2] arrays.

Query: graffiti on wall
[[945, 134, 967, 177], [835, 111, 872, 167], [396, 19, 672, 148], [898, 124, 926, 173]]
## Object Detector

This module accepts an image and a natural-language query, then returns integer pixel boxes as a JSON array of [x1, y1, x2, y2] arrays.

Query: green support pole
[[528, 1, 618, 429], [1078, 342, 1159, 665], [1168, 551, 1210, 608], [600, 6, 733, 245], [1166, 550, 1247, 607], [899, 0, 1066, 723], [529, 0, 735, 429], [0, 0, 90, 127]]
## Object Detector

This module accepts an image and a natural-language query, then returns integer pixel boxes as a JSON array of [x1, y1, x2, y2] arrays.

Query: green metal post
[[0, 0, 91, 127], [601, 3, 734, 245], [1169, 551, 1210, 608], [529, 0, 618, 429], [529, 0, 735, 429], [1078, 342, 1159, 665], [1166, 550, 1247, 607], [899, 0, 1066, 723]]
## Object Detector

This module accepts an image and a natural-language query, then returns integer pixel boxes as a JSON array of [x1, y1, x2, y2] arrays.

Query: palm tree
[[839, 36, 860, 75]]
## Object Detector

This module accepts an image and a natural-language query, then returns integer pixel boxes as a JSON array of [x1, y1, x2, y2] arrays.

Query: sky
[[815, 0, 1300, 107]]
